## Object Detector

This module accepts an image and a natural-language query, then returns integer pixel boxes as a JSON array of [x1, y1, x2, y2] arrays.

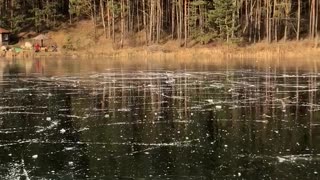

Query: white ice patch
[[277, 157, 286, 163], [36, 120, 58, 133], [78, 127, 89, 132], [206, 99, 214, 104], [60, 128, 66, 134], [277, 154, 317, 163], [117, 108, 131, 112], [65, 147, 75, 151], [209, 83, 224, 89], [10, 88, 29, 92]]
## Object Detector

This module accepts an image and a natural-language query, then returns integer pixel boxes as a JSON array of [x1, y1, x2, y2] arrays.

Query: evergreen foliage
[[208, 0, 239, 42]]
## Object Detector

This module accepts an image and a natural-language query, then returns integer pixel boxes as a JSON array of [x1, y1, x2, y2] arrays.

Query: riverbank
[[4, 40, 320, 60], [7, 20, 320, 60]]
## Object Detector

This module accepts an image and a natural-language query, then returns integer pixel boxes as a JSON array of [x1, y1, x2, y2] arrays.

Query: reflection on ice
[[4, 160, 30, 180], [277, 154, 320, 163], [1, 60, 320, 179]]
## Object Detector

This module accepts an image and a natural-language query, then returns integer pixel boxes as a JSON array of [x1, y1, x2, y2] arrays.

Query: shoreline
[[3, 42, 320, 60]]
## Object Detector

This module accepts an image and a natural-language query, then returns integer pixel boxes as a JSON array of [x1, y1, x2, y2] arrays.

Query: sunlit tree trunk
[[120, 0, 125, 47], [283, 0, 289, 42], [107, 0, 111, 38], [184, 0, 188, 47], [274, 0, 278, 42], [149, 0, 155, 43], [310, 0, 316, 39], [143, 0, 148, 44], [297, 0, 301, 40], [179, 0, 183, 45], [172, 0, 175, 39], [10, 0, 14, 30], [315, 0, 319, 47], [100, 0, 106, 38], [266, 0, 271, 43], [156, 0, 161, 43], [111, 0, 115, 42], [136, 0, 140, 32]]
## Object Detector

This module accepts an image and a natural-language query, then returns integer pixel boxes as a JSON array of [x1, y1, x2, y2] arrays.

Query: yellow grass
[[6, 40, 320, 61]]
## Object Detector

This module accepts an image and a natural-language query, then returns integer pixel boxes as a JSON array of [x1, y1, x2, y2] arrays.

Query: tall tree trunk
[[136, 0, 140, 32], [100, 0, 106, 38], [315, 0, 319, 47], [184, 0, 188, 47], [284, 0, 289, 42], [149, 0, 155, 43], [179, 0, 183, 45], [254, 0, 258, 42], [176, 0, 180, 40], [297, 0, 301, 40], [171, 0, 175, 39], [143, 0, 148, 44], [257, 0, 261, 41], [156, 0, 161, 43], [111, 0, 115, 42], [69, 1, 72, 24], [245, 0, 250, 41], [120, 0, 125, 47], [107, 0, 111, 38], [311, 0, 316, 39], [126, 0, 129, 37], [10, 0, 14, 30], [274, 0, 278, 42], [266, 0, 271, 43], [232, 0, 237, 40], [91, 0, 97, 41]]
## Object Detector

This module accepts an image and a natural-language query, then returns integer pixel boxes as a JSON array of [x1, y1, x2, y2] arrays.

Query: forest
[[0, 0, 319, 47]]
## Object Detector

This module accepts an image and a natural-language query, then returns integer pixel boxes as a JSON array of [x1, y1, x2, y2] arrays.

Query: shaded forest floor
[[15, 20, 320, 60]]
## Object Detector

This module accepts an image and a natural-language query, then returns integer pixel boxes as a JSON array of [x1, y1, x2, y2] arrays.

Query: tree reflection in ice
[[0, 58, 319, 179]]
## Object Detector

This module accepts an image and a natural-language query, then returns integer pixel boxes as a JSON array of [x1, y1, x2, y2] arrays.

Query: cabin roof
[[0, 28, 10, 34]]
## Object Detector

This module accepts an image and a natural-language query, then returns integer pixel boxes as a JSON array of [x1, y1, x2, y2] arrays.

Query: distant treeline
[[0, 0, 319, 46]]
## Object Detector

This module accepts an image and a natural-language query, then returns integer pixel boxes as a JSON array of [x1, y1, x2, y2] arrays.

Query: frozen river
[[0, 57, 320, 179]]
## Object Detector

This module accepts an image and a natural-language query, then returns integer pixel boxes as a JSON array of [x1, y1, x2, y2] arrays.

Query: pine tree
[[208, 0, 239, 42]]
